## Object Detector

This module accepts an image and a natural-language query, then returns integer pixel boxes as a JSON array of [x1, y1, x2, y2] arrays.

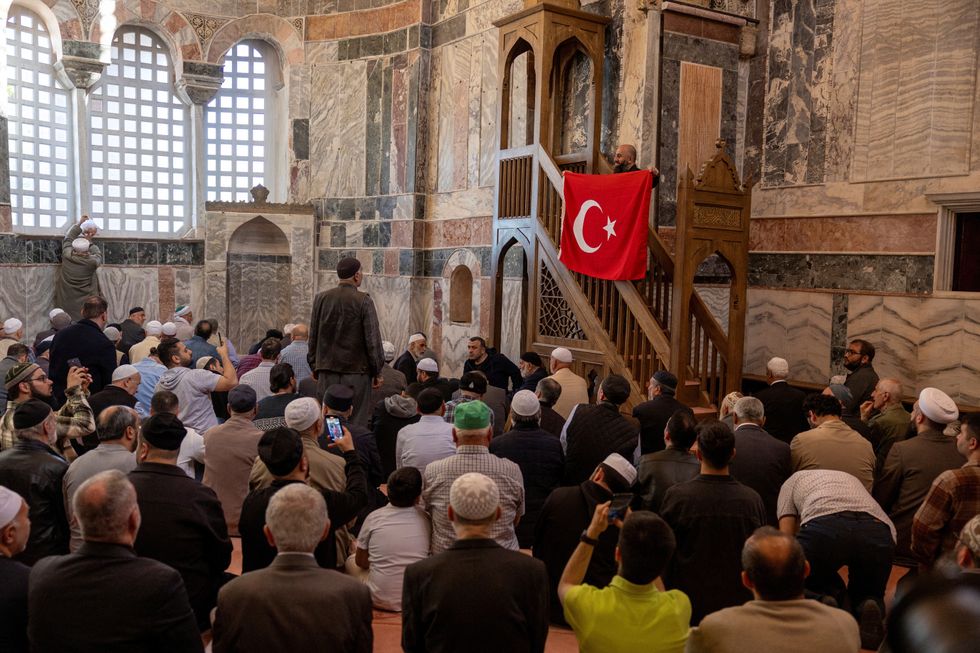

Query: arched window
[[450, 265, 474, 324], [89, 27, 190, 235], [205, 41, 278, 202], [5, 6, 72, 231]]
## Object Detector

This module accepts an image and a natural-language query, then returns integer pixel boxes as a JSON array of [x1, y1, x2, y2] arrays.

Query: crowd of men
[[0, 255, 978, 653]]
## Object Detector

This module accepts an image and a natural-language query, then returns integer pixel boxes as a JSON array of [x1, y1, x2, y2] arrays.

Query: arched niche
[[693, 251, 734, 335], [558, 49, 593, 155], [497, 240, 528, 365], [226, 216, 291, 349], [449, 266, 473, 324], [501, 38, 535, 150]]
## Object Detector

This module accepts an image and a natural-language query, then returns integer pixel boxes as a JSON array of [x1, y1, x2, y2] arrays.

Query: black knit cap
[[141, 413, 187, 451], [258, 427, 304, 476], [519, 351, 542, 367], [336, 256, 361, 280], [325, 384, 354, 412], [12, 399, 52, 430]]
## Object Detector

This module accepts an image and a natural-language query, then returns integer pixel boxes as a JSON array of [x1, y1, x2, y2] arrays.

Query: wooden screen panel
[[678, 63, 723, 184]]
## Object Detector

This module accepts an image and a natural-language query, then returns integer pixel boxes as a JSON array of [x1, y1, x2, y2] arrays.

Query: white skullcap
[[919, 387, 959, 425], [450, 472, 500, 521], [161, 322, 177, 336], [49, 308, 66, 320], [111, 364, 139, 382], [417, 358, 438, 373], [551, 347, 573, 363], [409, 333, 426, 344], [511, 390, 540, 417], [145, 320, 163, 336], [601, 453, 637, 486], [3, 318, 23, 335], [0, 486, 25, 529], [284, 397, 321, 431], [173, 305, 191, 317], [382, 341, 396, 362], [72, 238, 91, 252], [103, 326, 121, 342], [767, 357, 790, 377], [80, 220, 97, 232]]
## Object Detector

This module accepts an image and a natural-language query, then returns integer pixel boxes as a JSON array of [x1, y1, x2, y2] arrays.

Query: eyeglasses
[[845, 349, 863, 356], [29, 373, 49, 382]]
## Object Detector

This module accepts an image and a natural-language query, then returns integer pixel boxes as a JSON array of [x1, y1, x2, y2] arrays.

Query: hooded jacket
[[370, 394, 420, 478]]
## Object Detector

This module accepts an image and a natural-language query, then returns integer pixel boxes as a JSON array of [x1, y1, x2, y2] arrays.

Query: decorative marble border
[[0, 235, 204, 266], [748, 253, 934, 294]]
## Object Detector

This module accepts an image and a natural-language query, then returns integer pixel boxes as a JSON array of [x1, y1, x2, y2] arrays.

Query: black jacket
[[539, 405, 565, 438], [402, 538, 549, 653], [636, 447, 700, 512], [0, 440, 69, 564], [753, 381, 809, 444], [562, 402, 638, 485], [239, 450, 369, 572], [844, 364, 879, 413], [532, 481, 620, 625], [463, 348, 522, 392], [393, 351, 418, 385], [129, 462, 232, 630], [408, 376, 458, 403], [308, 283, 384, 377], [0, 556, 29, 652], [632, 395, 693, 455], [515, 367, 548, 395], [489, 424, 564, 547], [28, 541, 202, 652], [49, 318, 117, 403], [728, 423, 791, 526], [83, 385, 138, 450], [369, 397, 420, 478], [119, 318, 145, 353], [660, 475, 767, 624]]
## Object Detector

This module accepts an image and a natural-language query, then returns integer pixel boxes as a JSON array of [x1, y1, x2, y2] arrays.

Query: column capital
[[177, 62, 225, 105], [55, 40, 106, 89]]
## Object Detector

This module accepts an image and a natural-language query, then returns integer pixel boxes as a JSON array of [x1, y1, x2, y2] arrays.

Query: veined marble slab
[[97, 266, 161, 325], [310, 61, 367, 198], [744, 288, 833, 384]]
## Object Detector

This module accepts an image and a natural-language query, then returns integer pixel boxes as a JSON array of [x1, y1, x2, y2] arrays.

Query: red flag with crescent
[[559, 170, 651, 281]]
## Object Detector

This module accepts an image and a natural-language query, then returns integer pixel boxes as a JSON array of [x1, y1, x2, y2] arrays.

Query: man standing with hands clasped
[[309, 257, 384, 427]]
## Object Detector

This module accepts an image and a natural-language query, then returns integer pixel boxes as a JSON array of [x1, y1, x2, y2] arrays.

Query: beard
[[613, 163, 628, 174], [843, 359, 861, 371]]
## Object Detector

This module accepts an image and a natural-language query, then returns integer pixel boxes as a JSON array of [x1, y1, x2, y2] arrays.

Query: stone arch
[[91, 0, 202, 69], [228, 216, 290, 255], [449, 266, 473, 324], [206, 14, 304, 67], [7, 0, 77, 56], [435, 249, 483, 374]]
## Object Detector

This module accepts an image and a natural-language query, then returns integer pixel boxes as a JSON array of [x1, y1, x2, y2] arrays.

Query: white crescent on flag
[[572, 200, 603, 254]]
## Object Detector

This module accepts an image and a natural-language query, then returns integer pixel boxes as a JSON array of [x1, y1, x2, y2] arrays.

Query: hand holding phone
[[607, 493, 633, 524], [67, 357, 82, 369], [325, 416, 343, 442]]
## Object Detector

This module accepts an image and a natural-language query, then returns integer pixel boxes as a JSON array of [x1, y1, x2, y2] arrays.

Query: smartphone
[[67, 357, 82, 369], [608, 493, 632, 523], [325, 416, 343, 442]]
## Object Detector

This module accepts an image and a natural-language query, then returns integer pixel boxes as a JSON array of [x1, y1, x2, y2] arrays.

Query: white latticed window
[[205, 41, 274, 202], [89, 28, 190, 235], [5, 7, 72, 231]]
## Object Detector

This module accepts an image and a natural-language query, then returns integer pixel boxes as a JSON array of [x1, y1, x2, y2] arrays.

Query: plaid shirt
[[423, 445, 525, 554], [0, 384, 96, 452], [911, 461, 980, 565], [443, 396, 495, 429]]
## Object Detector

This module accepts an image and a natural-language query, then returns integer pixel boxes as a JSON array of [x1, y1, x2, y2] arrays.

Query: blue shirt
[[278, 340, 312, 382], [133, 358, 166, 417], [182, 336, 219, 367]]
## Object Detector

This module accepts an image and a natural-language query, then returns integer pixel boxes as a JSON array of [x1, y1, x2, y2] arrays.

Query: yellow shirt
[[564, 576, 691, 653]]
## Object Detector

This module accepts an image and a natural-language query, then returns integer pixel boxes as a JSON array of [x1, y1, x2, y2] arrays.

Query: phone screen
[[325, 417, 343, 442], [608, 493, 632, 522], [67, 357, 82, 369]]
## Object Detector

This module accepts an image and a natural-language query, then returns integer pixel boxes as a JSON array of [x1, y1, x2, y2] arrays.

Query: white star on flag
[[603, 216, 617, 240]]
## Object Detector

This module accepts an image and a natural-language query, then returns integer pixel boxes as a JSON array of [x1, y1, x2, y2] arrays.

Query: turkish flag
[[559, 170, 651, 281]]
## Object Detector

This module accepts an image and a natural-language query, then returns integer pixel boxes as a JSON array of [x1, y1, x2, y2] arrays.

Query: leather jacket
[[308, 282, 384, 377], [0, 439, 70, 564], [636, 447, 700, 512]]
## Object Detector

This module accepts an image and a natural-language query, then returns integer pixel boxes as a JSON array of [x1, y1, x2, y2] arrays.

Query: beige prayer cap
[[918, 387, 959, 424], [450, 473, 500, 521], [72, 238, 91, 252], [0, 486, 25, 529]]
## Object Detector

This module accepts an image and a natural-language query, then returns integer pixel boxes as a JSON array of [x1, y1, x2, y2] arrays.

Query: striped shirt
[[778, 470, 896, 541], [423, 445, 525, 554], [278, 340, 312, 382]]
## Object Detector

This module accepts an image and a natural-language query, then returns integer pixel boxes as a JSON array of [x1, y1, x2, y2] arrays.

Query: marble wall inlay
[[744, 288, 833, 385]]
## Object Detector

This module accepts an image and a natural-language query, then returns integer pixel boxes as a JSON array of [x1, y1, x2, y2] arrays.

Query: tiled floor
[[224, 539, 908, 653]]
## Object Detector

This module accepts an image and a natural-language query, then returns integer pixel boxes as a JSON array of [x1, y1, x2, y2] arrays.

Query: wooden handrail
[[537, 144, 564, 193], [690, 293, 728, 359]]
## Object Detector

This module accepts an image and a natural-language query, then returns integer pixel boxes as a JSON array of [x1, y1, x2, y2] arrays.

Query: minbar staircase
[[490, 0, 751, 416], [495, 143, 751, 416]]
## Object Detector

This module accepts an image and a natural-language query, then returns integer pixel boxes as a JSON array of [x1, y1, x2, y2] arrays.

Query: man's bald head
[[614, 144, 637, 168], [73, 470, 139, 545], [876, 378, 902, 405], [741, 527, 808, 601], [290, 323, 308, 341]]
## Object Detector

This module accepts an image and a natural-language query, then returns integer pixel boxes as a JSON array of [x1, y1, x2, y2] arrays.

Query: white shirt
[[396, 415, 456, 472], [177, 426, 206, 479], [240, 361, 276, 402], [356, 504, 431, 611]]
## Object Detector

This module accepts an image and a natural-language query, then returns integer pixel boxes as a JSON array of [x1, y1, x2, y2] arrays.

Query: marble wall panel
[[174, 267, 206, 323], [97, 267, 161, 325], [559, 52, 592, 155], [310, 61, 367, 197], [850, 0, 978, 181], [361, 274, 412, 352], [0, 266, 56, 345], [743, 288, 833, 384], [694, 285, 730, 335], [478, 31, 499, 187], [749, 214, 937, 253], [499, 277, 524, 366], [847, 295, 980, 407]]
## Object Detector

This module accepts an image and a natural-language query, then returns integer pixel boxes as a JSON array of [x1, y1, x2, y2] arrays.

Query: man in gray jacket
[[55, 216, 102, 320], [308, 257, 384, 426]]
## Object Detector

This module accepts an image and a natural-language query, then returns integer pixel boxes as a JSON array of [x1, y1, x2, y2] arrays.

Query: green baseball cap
[[454, 400, 491, 430]]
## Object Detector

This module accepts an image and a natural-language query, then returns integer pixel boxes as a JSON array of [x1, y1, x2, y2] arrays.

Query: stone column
[[175, 62, 224, 238], [56, 41, 106, 218]]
